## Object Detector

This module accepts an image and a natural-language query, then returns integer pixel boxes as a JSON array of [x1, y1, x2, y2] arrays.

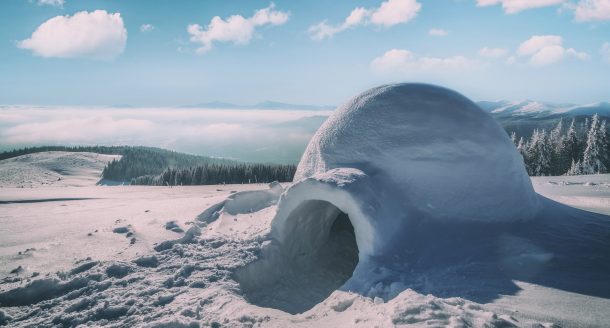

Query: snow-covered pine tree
[[549, 119, 564, 175], [527, 129, 553, 176], [549, 118, 563, 149], [581, 114, 607, 174], [516, 136, 530, 173], [600, 120, 610, 169], [566, 159, 583, 176], [557, 118, 580, 174], [510, 131, 517, 146]]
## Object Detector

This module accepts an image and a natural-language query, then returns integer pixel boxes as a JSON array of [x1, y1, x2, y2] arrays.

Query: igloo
[[236, 83, 542, 313], [273, 83, 539, 259]]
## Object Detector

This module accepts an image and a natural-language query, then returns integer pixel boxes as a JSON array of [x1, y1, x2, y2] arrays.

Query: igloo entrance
[[237, 200, 359, 314]]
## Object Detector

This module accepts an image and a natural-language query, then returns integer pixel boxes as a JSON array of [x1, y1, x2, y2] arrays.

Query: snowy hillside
[[0, 151, 120, 188]]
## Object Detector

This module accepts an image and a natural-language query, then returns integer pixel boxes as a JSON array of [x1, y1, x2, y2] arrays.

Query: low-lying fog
[[0, 106, 331, 163]]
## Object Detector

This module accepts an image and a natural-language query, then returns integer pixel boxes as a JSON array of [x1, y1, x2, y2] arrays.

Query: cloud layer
[[187, 4, 289, 54], [517, 35, 588, 67], [18, 10, 127, 60], [0, 106, 330, 163], [370, 49, 479, 74], [308, 0, 421, 40]]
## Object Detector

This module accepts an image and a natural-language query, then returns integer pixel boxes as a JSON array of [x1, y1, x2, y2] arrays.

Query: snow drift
[[237, 83, 610, 314]]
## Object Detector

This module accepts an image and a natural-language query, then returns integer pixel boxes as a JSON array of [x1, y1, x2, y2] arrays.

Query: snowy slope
[[0, 151, 120, 188]]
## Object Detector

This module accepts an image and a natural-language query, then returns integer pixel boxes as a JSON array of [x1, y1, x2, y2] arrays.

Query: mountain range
[[477, 100, 610, 138], [478, 100, 610, 118]]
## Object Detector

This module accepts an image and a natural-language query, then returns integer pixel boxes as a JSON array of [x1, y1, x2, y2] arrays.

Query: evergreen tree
[[549, 118, 564, 150], [581, 114, 607, 174], [526, 129, 553, 176], [566, 159, 583, 176], [557, 119, 580, 175], [549, 119, 564, 175], [601, 120, 610, 169], [516, 136, 530, 173]]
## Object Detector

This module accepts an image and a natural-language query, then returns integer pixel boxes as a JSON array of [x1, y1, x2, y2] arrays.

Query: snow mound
[[0, 151, 120, 188]]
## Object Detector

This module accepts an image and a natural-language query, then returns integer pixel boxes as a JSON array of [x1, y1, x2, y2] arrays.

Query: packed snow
[[2, 84, 610, 327]]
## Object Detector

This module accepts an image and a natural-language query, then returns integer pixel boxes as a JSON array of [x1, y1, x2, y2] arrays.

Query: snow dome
[[273, 83, 539, 258], [238, 83, 541, 313]]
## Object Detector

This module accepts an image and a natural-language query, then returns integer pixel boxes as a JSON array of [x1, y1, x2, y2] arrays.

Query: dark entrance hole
[[236, 201, 359, 314]]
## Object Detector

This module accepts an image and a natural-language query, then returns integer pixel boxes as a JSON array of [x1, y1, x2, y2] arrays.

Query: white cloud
[[601, 42, 610, 62], [517, 35, 563, 56], [308, 7, 368, 40], [479, 47, 508, 57], [566, 47, 590, 60], [140, 24, 154, 32], [529, 45, 566, 66], [370, 0, 422, 26], [18, 10, 127, 60], [308, 0, 421, 40], [428, 28, 448, 37], [370, 49, 479, 74], [479, 0, 610, 21], [187, 3, 289, 54], [571, 0, 610, 21], [477, 0, 564, 13], [37, 0, 64, 7], [517, 35, 588, 67]]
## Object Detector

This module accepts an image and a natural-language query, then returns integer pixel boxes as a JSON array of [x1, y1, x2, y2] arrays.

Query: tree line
[[512, 114, 609, 176], [100, 147, 235, 181], [130, 163, 296, 186]]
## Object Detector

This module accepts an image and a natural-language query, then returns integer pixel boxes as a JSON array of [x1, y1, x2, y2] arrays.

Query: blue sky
[[1, 0, 609, 106]]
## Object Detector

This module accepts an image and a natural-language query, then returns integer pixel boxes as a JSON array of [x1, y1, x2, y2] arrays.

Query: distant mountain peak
[[477, 100, 610, 118]]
